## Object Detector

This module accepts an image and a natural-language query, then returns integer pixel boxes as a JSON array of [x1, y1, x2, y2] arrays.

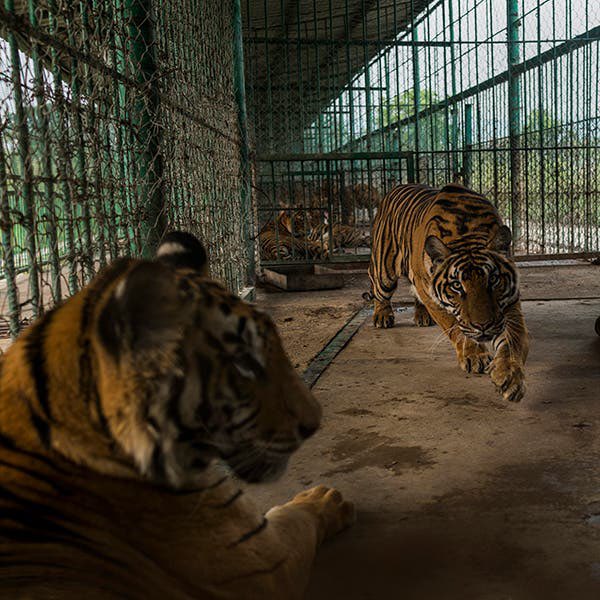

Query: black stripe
[[226, 406, 260, 433], [0, 430, 70, 475], [0, 458, 64, 494], [24, 309, 57, 422], [228, 517, 268, 547], [29, 408, 51, 450], [214, 488, 243, 508]]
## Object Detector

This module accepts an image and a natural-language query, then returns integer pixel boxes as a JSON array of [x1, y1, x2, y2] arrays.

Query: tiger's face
[[425, 226, 519, 342], [94, 232, 321, 489]]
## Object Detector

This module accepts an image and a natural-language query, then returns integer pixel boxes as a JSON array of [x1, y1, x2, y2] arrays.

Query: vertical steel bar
[[5, 0, 40, 317], [233, 0, 255, 288], [447, 0, 458, 179], [411, 11, 420, 181], [64, 4, 94, 283], [0, 130, 20, 337], [507, 0, 523, 249], [463, 103, 473, 188], [28, 0, 61, 303], [47, 0, 78, 294], [124, 0, 165, 256]]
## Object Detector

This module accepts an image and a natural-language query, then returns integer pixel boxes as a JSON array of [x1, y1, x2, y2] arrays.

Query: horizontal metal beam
[[257, 151, 414, 161], [346, 24, 600, 146], [246, 36, 452, 47]]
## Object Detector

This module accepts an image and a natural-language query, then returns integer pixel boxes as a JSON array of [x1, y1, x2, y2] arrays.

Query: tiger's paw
[[373, 304, 395, 329], [292, 485, 355, 542], [489, 358, 525, 402], [458, 343, 493, 374], [414, 304, 434, 327]]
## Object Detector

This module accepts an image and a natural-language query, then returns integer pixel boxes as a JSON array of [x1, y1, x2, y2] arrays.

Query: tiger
[[0, 230, 354, 599], [279, 206, 367, 256], [258, 213, 323, 261], [367, 183, 529, 403], [307, 223, 368, 254]]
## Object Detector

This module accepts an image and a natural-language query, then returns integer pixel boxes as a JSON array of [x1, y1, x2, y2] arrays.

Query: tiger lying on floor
[[0, 231, 354, 599], [367, 183, 529, 402]]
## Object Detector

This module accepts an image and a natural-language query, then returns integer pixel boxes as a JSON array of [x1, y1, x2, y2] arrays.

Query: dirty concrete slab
[[251, 296, 600, 599]]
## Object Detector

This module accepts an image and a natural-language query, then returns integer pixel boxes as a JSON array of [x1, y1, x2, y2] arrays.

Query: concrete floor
[[254, 264, 600, 599]]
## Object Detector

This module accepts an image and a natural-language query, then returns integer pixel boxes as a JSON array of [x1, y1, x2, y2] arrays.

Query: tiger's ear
[[488, 225, 512, 255], [156, 231, 208, 275], [425, 235, 451, 266], [98, 262, 186, 355]]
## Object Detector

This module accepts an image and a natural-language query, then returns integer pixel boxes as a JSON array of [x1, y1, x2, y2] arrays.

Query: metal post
[[0, 130, 20, 338], [233, 0, 255, 288], [28, 0, 61, 303], [507, 0, 523, 249], [463, 103, 473, 188], [447, 0, 459, 179], [5, 0, 40, 317], [124, 0, 165, 256], [411, 23, 420, 180]]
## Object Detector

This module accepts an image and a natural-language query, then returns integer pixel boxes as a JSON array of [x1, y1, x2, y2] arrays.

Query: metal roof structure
[[242, 0, 435, 152]]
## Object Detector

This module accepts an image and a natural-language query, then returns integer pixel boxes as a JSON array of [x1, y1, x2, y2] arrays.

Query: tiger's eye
[[449, 280, 462, 293]]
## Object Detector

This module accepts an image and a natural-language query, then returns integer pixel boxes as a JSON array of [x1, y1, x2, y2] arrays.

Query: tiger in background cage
[[257, 179, 380, 261]]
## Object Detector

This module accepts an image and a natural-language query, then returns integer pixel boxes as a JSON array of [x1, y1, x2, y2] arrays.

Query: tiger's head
[[5, 232, 321, 489], [424, 226, 519, 342]]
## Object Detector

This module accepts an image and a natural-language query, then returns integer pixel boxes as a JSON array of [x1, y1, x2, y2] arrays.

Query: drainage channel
[[302, 305, 409, 389]]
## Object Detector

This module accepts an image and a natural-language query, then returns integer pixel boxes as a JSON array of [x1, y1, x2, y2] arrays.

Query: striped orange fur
[[367, 183, 529, 402]]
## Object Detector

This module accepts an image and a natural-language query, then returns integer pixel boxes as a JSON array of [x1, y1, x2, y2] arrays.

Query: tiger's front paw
[[488, 357, 525, 402], [373, 304, 395, 329], [414, 303, 434, 327], [457, 342, 493, 374], [292, 485, 355, 542]]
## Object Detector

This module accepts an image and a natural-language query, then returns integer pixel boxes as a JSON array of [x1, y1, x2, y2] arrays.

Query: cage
[[243, 0, 600, 266]]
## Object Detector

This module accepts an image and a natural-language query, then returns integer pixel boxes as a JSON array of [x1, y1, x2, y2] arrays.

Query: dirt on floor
[[252, 262, 600, 600]]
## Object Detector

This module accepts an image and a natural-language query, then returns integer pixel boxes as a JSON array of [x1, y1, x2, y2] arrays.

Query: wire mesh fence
[[244, 0, 600, 262], [0, 0, 251, 342]]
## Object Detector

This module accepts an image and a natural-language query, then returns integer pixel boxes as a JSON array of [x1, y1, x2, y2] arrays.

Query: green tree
[[378, 88, 449, 153]]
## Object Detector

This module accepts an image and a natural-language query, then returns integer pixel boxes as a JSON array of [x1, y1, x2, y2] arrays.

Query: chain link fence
[[0, 0, 252, 342]]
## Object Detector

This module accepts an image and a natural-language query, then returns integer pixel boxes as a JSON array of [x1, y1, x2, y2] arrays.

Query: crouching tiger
[[0, 231, 354, 599], [367, 183, 529, 402]]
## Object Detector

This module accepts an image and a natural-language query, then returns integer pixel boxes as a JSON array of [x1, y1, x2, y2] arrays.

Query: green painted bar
[[0, 130, 20, 337], [28, 0, 61, 303], [233, 0, 255, 287], [64, 8, 94, 282], [124, 0, 164, 257], [47, 0, 78, 295], [5, 0, 40, 317], [463, 103, 473, 188], [507, 0, 523, 247]]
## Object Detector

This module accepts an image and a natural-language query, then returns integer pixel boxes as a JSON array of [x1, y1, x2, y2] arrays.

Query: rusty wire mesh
[[0, 0, 251, 342]]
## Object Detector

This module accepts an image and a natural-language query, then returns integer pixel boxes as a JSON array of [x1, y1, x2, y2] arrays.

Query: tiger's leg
[[368, 228, 398, 329], [488, 301, 529, 402], [421, 296, 492, 374], [259, 486, 355, 598], [413, 298, 434, 327]]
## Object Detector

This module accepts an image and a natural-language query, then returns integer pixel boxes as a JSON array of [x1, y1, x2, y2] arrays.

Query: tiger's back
[[370, 183, 504, 284]]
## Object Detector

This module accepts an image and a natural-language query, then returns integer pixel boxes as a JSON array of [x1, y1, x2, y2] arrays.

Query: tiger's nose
[[298, 423, 319, 440], [473, 319, 496, 333]]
